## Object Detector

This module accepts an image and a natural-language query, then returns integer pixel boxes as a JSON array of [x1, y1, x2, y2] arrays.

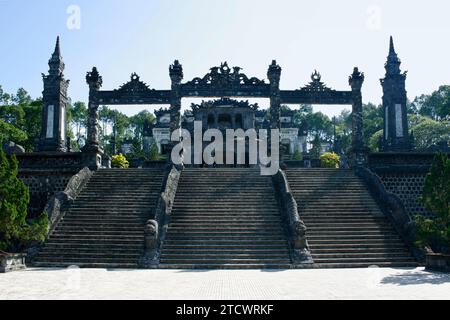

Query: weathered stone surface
[[272, 169, 313, 265], [0, 253, 26, 273]]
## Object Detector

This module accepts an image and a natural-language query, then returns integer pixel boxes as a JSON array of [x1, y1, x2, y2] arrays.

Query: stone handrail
[[272, 169, 313, 265], [27, 167, 93, 261], [355, 166, 425, 262], [140, 165, 181, 268]]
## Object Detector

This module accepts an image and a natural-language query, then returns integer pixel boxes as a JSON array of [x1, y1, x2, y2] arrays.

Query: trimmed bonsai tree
[[112, 153, 129, 168], [320, 152, 340, 169], [0, 148, 48, 253], [414, 153, 450, 254]]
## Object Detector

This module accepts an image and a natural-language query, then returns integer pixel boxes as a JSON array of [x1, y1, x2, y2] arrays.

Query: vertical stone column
[[82, 67, 103, 169], [38, 36, 70, 152], [381, 37, 412, 151], [168, 60, 183, 163], [349, 67, 367, 167], [267, 60, 282, 130], [83, 67, 103, 153]]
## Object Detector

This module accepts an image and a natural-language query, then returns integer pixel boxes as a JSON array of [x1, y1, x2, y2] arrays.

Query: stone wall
[[368, 152, 447, 219], [16, 152, 88, 218]]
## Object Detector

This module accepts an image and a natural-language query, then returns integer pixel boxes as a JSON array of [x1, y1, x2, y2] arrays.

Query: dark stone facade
[[16, 152, 90, 218], [368, 152, 449, 219]]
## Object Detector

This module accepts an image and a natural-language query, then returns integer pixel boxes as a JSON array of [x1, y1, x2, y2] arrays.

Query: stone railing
[[27, 167, 93, 262], [355, 166, 425, 262], [140, 165, 181, 268], [272, 169, 313, 266]]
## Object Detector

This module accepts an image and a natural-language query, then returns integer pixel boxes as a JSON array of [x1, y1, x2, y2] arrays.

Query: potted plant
[[414, 153, 450, 272]]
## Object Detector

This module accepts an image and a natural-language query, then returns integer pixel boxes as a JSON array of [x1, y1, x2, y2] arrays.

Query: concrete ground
[[0, 267, 449, 300]]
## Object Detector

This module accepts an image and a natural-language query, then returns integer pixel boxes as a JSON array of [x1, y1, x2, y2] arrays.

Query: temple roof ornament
[[115, 73, 154, 94], [190, 98, 259, 111], [299, 70, 334, 92], [184, 62, 266, 88], [48, 36, 65, 76], [384, 36, 407, 78]]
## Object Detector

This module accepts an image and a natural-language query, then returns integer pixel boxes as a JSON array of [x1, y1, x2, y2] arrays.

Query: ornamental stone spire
[[381, 36, 413, 152], [38, 36, 69, 152]]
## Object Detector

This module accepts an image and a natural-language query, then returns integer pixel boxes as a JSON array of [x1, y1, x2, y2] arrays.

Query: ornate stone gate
[[82, 60, 366, 166]]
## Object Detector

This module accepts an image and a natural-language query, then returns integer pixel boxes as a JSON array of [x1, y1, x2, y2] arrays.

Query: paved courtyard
[[1, 267, 449, 300]]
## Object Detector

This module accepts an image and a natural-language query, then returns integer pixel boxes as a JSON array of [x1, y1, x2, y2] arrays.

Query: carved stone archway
[[83, 61, 366, 167]]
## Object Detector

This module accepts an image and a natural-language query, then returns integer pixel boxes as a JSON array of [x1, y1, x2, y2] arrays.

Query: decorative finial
[[54, 36, 61, 56], [385, 36, 402, 75]]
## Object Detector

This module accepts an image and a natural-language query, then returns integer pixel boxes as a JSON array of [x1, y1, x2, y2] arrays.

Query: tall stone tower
[[38, 37, 69, 152], [380, 36, 413, 152]]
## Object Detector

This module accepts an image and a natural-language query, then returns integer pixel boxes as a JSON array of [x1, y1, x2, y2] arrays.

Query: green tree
[[410, 116, 450, 150], [363, 103, 383, 147], [414, 153, 450, 253], [12, 88, 32, 106], [129, 110, 156, 143], [70, 102, 87, 149], [310, 135, 321, 158], [0, 120, 27, 144], [0, 85, 12, 105], [0, 148, 48, 252], [411, 86, 450, 121]]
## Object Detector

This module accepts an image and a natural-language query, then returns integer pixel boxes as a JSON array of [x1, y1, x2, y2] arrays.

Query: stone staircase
[[160, 168, 292, 269], [285, 168, 417, 268], [32, 168, 165, 268]]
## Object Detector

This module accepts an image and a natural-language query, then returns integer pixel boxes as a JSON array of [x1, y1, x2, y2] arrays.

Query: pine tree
[[0, 148, 48, 252]]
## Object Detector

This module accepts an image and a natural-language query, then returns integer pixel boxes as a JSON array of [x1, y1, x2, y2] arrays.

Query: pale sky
[[1, 0, 449, 118]]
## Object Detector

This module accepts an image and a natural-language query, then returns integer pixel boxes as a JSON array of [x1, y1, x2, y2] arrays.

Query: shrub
[[414, 153, 450, 253], [111, 153, 129, 168], [293, 150, 303, 161], [0, 148, 48, 252], [320, 152, 340, 168]]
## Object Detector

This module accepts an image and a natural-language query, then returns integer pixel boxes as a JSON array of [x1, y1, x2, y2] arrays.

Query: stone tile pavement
[[1, 267, 449, 300]]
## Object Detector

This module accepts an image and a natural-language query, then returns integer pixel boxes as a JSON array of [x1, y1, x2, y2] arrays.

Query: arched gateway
[[80, 60, 366, 167]]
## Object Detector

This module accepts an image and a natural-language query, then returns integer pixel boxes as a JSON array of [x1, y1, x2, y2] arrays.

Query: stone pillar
[[267, 60, 282, 130], [349, 67, 368, 167], [381, 37, 412, 152], [168, 60, 183, 163], [81, 67, 103, 169], [83, 67, 103, 153], [38, 37, 69, 152]]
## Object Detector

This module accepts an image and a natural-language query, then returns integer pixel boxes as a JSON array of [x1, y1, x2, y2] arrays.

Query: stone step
[[161, 249, 290, 254], [310, 252, 414, 259], [310, 247, 409, 254], [163, 239, 288, 245], [37, 252, 142, 259], [312, 257, 417, 264], [165, 231, 285, 236], [307, 234, 401, 240], [162, 244, 288, 250], [54, 226, 144, 232], [168, 222, 281, 227], [48, 234, 144, 241], [158, 263, 292, 269], [44, 239, 143, 245], [159, 258, 291, 264], [62, 216, 148, 221], [41, 243, 143, 250], [33, 257, 141, 264], [32, 262, 139, 269], [311, 261, 418, 269], [160, 253, 289, 259]]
